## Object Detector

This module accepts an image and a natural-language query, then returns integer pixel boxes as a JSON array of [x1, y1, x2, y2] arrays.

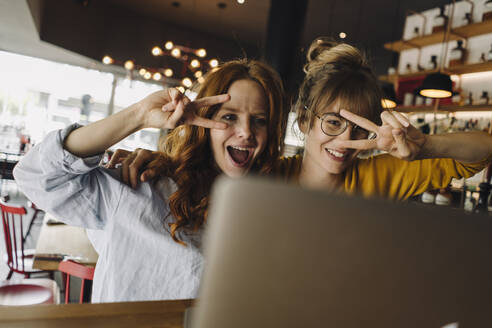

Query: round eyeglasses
[[304, 106, 376, 140]]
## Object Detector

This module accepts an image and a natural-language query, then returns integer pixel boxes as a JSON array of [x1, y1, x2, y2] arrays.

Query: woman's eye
[[326, 120, 341, 127], [221, 114, 236, 121], [253, 117, 267, 127]]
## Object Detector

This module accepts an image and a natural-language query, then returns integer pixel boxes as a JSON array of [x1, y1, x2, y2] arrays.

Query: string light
[[209, 59, 219, 67], [339, 32, 347, 39], [152, 46, 163, 56], [196, 48, 207, 57], [124, 60, 134, 70], [171, 48, 181, 58], [190, 59, 201, 68], [194, 71, 203, 78], [139, 68, 147, 76], [182, 77, 193, 88], [102, 56, 113, 65], [153, 72, 162, 81], [144, 72, 152, 80], [164, 68, 173, 77], [165, 41, 174, 50], [177, 86, 185, 93]]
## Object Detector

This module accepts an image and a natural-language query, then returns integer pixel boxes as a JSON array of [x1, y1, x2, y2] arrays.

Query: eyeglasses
[[304, 106, 375, 140]]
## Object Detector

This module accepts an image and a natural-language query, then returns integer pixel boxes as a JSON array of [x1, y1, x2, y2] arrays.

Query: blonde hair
[[295, 38, 383, 130]]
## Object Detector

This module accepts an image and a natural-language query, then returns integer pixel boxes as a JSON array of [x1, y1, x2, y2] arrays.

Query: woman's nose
[[236, 120, 253, 140]]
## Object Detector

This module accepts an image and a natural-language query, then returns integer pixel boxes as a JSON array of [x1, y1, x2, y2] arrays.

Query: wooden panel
[[395, 104, 492, 113], [0, 299, 192, 328], [384, 20, 492, 53], [449, 61, 492, 75]]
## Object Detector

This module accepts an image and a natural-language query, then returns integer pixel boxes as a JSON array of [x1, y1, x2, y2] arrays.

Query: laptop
[[191, 177, 492, 328]]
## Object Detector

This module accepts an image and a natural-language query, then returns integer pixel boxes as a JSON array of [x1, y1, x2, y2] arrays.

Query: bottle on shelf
[[464, 12, 473, 25], [483, 0, 492, 22], [428, 55, 438, 70], [474, 183, 491, 214], [432, 6, 448, 33], [449, 40, 467, 67], [480, 53, 487, 62], [405, 63, 412, 73], [479, 91, 490, 105], [451, 88, 462, 105], [464, 92, 473, 105], [412, 26, 420, 39]]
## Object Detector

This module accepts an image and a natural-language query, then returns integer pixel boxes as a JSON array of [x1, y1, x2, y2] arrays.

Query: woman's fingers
[[393, 111, 410, 127], [333, 139, 378, 150], [339, 109, 378, 132], [392, 128, 411, 158], [189, 116, 228, 129], [167, 101, 186, 128], [381, 111, 407, 131], [105, 149, 131, 168], [192, 94, 230, 108], [128, 149, 153, 188]]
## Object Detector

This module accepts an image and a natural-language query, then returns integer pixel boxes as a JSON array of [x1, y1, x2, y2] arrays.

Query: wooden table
[[33, 213, 99, 271], [0, 299, 193, 328]]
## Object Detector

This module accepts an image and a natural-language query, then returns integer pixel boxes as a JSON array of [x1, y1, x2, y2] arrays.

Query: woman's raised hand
[[138, 88, 230, 130], [336, 110, 427, 161]]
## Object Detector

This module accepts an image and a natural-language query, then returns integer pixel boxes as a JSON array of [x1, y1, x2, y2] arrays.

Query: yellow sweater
[[274, 154, 492, 201]]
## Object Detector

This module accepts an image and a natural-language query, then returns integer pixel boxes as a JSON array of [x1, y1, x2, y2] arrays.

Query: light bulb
[[209, 59, 219, 67], [152, 46, 163, 56], [190, 59, 201, 68], [139, 68, 147, 76], [182, 77, 193, 88], [171, 48, 181, 58], [237, 0, 245, 3], [124, 60, 134, 70], [102, 56, 113, 65], [165, 41, 174, 50], [194, 70, 203, 78], [196, 48, 207, 57], [177, 86, 185, 93], [144, 72, 152, 80], [339, 32, 347, 39], [153, 72, 162, 81], [381, 99, 397, 109], [164, 68, 173, 77]]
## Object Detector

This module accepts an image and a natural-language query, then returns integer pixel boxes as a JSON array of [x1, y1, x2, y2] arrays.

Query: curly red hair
[[158, 59, 286, 245]]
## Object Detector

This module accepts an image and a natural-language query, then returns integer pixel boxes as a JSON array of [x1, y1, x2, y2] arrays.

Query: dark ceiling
[[26, 0, 453, 93]]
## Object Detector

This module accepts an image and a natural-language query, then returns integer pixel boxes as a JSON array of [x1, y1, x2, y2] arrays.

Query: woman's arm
[[64, 89, 229, 158], [418, 131, 492, 163]]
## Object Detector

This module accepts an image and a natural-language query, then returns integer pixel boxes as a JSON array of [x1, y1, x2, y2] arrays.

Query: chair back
[[58, 260, 95, 303], [0, 200, 29, 277]]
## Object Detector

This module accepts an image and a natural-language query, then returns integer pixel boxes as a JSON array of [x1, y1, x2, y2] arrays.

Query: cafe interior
[[1, 0, 492, 327]]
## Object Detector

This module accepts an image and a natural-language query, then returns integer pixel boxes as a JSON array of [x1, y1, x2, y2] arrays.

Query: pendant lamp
[[418, 72, 453, 98], [380, 82, 398, 108]]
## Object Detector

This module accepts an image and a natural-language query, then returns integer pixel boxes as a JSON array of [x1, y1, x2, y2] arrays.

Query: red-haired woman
[[14, 59, 286, 302]]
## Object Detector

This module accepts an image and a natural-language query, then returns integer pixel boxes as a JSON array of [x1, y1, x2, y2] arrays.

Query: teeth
[[327, 149, 345, 158], [231, 146, 251, 151]]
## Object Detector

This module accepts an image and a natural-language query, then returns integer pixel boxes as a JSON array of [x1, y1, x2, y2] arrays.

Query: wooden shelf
[[384, 19, 492, 52], [395, 104, 492, 113], [379, 61, 492, 82]]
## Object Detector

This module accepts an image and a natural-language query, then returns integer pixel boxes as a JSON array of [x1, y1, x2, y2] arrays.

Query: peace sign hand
[[335, 109, 427, 161], [138, 88, 230, 130]]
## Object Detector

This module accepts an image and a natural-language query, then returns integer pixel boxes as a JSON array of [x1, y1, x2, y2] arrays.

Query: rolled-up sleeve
[[13, 124, 122, 229]]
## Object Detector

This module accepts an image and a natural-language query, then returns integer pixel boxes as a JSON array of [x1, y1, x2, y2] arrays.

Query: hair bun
[[304, 37, 369, 75]]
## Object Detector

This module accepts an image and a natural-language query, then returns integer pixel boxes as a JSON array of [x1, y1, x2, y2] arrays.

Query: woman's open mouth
[[227, 145, 255, 167]]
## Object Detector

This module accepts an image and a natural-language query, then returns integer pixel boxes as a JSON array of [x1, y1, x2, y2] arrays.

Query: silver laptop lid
[[193, 177, 492, 328]]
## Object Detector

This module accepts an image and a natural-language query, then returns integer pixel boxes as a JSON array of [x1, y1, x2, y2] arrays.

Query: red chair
[[58, 260, 95, 303], [1, 199, 44, 279]]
